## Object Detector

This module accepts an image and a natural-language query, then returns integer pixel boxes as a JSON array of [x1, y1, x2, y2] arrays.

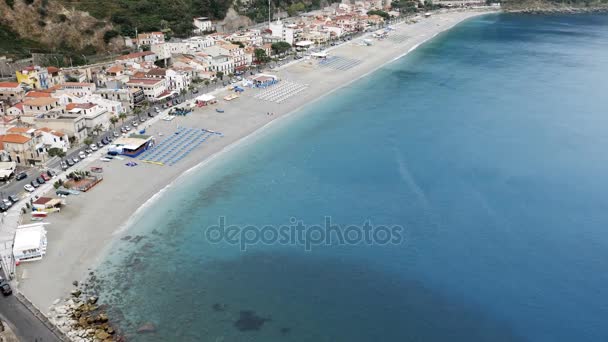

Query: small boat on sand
[[216, 108, 224, 113]]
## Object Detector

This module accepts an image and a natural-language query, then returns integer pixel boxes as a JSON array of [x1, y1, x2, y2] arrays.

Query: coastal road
[[0, 295, 63, 342]]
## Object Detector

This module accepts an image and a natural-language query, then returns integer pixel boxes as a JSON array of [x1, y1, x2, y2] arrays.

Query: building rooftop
[[0, 82, 20, 88], [1, 133, 31, 144], [23, 97, 58, 107]]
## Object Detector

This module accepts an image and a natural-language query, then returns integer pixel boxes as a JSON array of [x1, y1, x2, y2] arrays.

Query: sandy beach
[[17, 9, 496, 312]]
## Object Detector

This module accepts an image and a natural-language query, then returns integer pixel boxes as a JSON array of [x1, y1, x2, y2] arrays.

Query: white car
[[24, 184, 35, 192], [90, 144, 98, 151], [79, 151, 86, 159]]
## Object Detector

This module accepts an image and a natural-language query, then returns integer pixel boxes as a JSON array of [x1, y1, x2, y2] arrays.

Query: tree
[[271, 41, 292, 55], [216, 71, 224, 80], [254, 48, 271, 64], [93, 124, 103, 136], [119, 112, 127, 123], [133, 107, 142, 120], [110, 116, 119, 129], [84, 137, 93, 146], [48, 147, 66, 158], [367, 10, 390, 20], [204, 80, 210, 89], [287, 2, 306, 16]]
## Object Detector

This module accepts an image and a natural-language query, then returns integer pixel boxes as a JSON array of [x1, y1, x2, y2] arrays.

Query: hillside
[[0, 0, 343, 61], [0, 0, 115, 58]]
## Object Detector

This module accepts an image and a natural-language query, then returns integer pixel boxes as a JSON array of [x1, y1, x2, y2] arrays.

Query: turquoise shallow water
[[96, 13, 608, 341]]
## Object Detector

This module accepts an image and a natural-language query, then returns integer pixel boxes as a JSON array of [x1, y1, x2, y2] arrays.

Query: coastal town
[[0, 0, 496, 340]]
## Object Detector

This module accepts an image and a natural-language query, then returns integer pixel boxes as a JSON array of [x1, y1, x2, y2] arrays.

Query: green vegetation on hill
[[0, 23, 48, 58], [59, 0, 233, 37]]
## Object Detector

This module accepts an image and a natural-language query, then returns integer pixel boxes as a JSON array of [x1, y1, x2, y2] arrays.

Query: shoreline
[[17, 9, 497, 317]]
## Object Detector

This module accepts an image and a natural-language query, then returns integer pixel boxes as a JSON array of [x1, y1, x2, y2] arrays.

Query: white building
[[193, 17, 214, 33], [37, 127, 71, 151], [185, 36, 216, 51], [13, 223, 48, 263], [66, 102, 110, 131], [269, 19, 298, 45], [126, 78, 169, 102], [166, 69, 191, 94]]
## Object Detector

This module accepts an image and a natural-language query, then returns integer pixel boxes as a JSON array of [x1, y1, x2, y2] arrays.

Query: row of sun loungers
[[319, 56, 362, 71], [139, 128, 215, 165], [254, 81, 308, 104]]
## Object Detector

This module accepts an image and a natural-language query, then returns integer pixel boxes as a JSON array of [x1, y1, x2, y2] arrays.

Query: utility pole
[[268, 0, 271, 28]]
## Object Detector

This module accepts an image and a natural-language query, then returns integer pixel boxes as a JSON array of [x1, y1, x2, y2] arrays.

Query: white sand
[[17, 9, 496, 311]]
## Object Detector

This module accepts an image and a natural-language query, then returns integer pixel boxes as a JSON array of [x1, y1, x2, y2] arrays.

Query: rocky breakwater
[[48, 281, 122, 342]]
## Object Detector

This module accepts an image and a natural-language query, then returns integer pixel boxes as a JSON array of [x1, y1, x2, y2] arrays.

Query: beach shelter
[[196, 94, 216, 106]]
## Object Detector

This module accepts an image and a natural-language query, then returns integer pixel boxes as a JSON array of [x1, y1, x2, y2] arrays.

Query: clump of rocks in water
[[48, 276, 124, 342]]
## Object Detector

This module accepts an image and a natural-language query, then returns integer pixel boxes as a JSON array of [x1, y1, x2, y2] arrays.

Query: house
[[95, 88, 144, 112], [0, 133, 40, 165], [22, 97, 61, 124], [136, 32, 165, 46], [16, 65, 50, 89], [66, 102, 110, 131], [116, 51, 157, 64], [193, 17, 214, 33], [0, 82, 25, 105], [37, 127, 70, 151], [165, 69, 192, 94], [57, 82, 97, 97], [35, 110, 87, 143], [126, 77, 168, 102]]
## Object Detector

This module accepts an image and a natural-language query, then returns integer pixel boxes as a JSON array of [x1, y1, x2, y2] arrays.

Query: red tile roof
[[1, 133, 31, 144], [0, 82, 20, 88]]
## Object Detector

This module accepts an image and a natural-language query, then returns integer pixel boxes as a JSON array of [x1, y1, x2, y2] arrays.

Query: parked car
[[79, 151, 86, 159], [120, 127, 127, 133], [101, 138, 109, 145], [2, 199, 12, 208], [46, 170, 55, 178], [40, 173, 51, 182], [107, 150, 118, 156], [97, 142, 103, 148], [73, 157, 80, 163], [0, 282, 12, 296], [30, 180, 39, 188], [0, 203, 8, 212], [125, 126, 131, 131], [90, 144, 98, 151], [113, 131, 120, 137], [36, 177, 45, 185], [67, 159, 74, 167], [8, 195, 19, 203], [15, 172, 27, 181], [85, 148, 92, 154], [140, 117, 146, 123], [56, 189, 71, 196], [192, 89, 199, 94], [61, 161, 68, 170], [24, 184, 35, 192]]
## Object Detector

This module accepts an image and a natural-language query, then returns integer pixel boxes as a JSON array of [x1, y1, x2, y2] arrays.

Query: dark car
[[0, 203, 8, 212], [8, 195, 19, 204], [97, 142, 103, 148], [0, 282, 12, 296], [15, 172, 27, 181], [56, 189, 71, 196], [101, 138, 109, 145], [46, 170, 55, 178], [31, 180, 39, 188], [36, 177, 45, 185], [192, 89, 199, 94], [107, 151, 118, 156]]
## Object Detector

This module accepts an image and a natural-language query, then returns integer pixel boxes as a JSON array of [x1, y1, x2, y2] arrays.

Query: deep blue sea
[[97, 13, 608, 342]]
